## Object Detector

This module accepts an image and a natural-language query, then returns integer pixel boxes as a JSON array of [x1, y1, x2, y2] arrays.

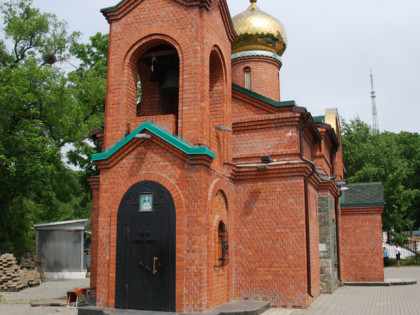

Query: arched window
[[216, 221, 229, 267], [244, 66, 251, 90]]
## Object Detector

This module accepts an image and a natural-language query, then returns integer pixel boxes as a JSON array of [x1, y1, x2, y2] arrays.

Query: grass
[[387, 254, 419, 267]]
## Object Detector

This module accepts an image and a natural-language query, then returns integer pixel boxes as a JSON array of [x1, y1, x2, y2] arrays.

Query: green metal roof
[[313, 116, 325, 123], [100, 0, 125, 12], [232, 83, 296, 108], [92, 121, 216, 162], [341, 182, 385, 207]]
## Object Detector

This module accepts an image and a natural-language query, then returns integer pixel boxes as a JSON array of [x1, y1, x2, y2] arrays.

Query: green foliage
[[1, 0, 79, 66], [0, 0, 107, 255], [66, 32, 108, 175], [342, 117, 420, 234], [392, 232, 410, 246]]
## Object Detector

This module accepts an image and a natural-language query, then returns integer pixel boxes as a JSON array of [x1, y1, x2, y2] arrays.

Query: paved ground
[[0, 278, 89, 315], [287, 266, 420, 315], [0, 267, 419, 315]]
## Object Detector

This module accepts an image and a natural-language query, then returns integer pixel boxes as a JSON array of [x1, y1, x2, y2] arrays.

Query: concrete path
[[280, 267, 420, 315]]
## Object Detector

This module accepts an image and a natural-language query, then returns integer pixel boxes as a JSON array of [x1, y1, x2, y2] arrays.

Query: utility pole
[[370, 70, 379, 135]]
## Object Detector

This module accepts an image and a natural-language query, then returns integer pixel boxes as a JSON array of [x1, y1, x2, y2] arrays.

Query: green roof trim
[[341, 182, 385, 207], [232, 83, 296, 108], [341, 202, 385, 208], [313, 116, 325, 123], [92, 121, 216, 162], [100, 0, 126, 12]]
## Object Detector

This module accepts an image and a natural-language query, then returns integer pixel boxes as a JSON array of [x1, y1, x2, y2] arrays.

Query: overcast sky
[[30, 0, 420, 133]]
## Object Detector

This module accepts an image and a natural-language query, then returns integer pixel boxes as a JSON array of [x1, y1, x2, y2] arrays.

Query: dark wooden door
[[115, 181, 175, 311]]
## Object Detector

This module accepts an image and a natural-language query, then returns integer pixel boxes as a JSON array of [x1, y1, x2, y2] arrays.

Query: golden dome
[[232, 0, 287, 57]]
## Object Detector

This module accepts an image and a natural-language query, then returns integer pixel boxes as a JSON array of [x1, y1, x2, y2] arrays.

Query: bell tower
[[91, 0, 237, 312], [101, 0, 236, 152]]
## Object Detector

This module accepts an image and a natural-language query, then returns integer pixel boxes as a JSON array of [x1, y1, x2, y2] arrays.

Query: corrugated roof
[[341, 182, 384, 207], [33, 219, 90, 230]]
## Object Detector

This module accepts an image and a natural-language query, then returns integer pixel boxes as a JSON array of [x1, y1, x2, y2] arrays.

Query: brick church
[[88, 0, 385, 312]]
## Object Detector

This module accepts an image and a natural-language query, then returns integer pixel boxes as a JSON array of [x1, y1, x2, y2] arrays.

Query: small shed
[[34, 219, 90, 279]]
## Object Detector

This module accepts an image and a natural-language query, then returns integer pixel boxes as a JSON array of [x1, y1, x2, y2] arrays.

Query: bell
[[149, 69, 159, 82], [160, 69, 179, 95]]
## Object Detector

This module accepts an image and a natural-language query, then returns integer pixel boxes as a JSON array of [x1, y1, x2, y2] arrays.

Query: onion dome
[[232, 0, 287, 57]]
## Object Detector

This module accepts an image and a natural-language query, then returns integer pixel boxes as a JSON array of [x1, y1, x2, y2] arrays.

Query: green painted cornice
[[232, 83, 296, 108], [101, 0, 126, 12], [341, 202, 385, 208], [313, 116, 325, 123], [92, 121, 215, 162]]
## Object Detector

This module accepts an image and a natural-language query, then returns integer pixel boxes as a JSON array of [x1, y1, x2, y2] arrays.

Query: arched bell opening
[[136, 44, 179, 121], [209, 48, 227, 167]]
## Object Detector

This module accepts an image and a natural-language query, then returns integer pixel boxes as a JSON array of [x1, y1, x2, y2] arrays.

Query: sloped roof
[[341, 182, 384, 207], [34, 219, 90, 231], [92, 121, 215, 162], [232, 83, 296, 108]]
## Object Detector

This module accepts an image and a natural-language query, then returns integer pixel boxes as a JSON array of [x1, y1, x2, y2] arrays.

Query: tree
[[66, 32, 108, 175], [0, 0, 107, 255], [341, 117, 420, 240]]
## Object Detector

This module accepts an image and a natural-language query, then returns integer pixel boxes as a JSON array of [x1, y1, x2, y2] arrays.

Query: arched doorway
[[115, 181, 175, 311]]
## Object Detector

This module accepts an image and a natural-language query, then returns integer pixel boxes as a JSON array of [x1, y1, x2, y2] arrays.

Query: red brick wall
[[232, 56, 281, 102], [232, 173, 317, 309], [340, 206, 384, 282], [232, 113, 300, 162], [136, 62, 161, 116], [312, 130, 333, 175], [232, 97, 272, 118], [308, 181, 320, 298]]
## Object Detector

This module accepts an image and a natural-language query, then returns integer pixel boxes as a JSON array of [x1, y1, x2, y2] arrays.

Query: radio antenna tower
[[370, 70, 379, 135]]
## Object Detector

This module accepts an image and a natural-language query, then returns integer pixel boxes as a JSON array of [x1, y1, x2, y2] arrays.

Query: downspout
[[330, 147, 342, 283], [328, 126, 342, 283], [334, 194, 342, 283], [299, 114, 316, 298]]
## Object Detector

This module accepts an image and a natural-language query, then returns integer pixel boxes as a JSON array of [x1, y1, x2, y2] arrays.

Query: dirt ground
[[0, 278, 90, 315]]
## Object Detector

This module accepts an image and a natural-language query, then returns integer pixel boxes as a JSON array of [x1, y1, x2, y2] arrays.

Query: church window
[[216, 221, 229, 267], [244, 67, 251, 89]]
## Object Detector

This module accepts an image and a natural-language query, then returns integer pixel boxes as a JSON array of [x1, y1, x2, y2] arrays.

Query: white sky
[[30, 0, 420, 133]]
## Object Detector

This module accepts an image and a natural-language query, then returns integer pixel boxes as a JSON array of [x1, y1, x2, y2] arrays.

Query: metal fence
[[405, 240, 419, 265], [383, 241, 419, 264]]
